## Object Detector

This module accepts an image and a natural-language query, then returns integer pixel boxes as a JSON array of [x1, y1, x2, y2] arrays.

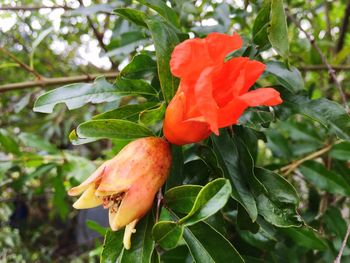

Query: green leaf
[[183, 221, 244, 263], [18, 132, 58, 153], [256, 194, 302, 227], [165, 185, 202, 214], [120, 54, 157, 79], [93, 102, 159, 121], [268, 0, 289, 58], [265, 61, 304, 92], [165, 145, 184, 190], [280, 92, 350, 140], [139, 102, 166, 126], [145, 17, 181, 103], [53, 171, 69, 220], [212, 131, 258, 221], [179, 178, 231, 226], [119, 212, 155, 263], [323, 206, 347, 237], [252, 0, 271, 50], [74, 119, 153, 142], [280, 227, 328, 250], [67, 4, 115, 16], [238, 109, 274, 130], [137, 0, 180, 27], [152, 221, 184, 250], [255, 168, 299, 206], [330, 141, 350, 160], [34, 77, 118, 113], [114, 8, 148, 28], [86, 220, 108, 236], [100, 230, 124, 263], [114, 77, 158, 98], [300, 160, 350, 196], [160, 245, 192, 263], [0, 129, 20, 155], [30, 27, 53, 68]]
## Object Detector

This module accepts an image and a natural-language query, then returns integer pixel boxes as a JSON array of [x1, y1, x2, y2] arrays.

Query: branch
[[286, 9, 349, 112], [0, 5, 71, 11], [0, 46, 43, 79], [336, 0, 350, 53], [0, 72, 118, 93], [77, 0, 118, 69], [299, 65, 350, 71], [334, 223, 350, 263], [278, 140, 342, 175]]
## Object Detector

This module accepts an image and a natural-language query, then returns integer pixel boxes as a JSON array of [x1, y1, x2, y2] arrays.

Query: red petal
[[163, 92, 211, 145], [194, 67, 220, 134], [170, 38, 211, 79], [239, 60, 266, 95], [205, 32, 243, 63], [239, 88, 283, 106], [217, 98, 248, 128]]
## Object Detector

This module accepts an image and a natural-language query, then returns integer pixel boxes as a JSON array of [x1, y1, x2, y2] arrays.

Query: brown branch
[[0, 46, 43, 79], [287, 9, 349, 112], [278, 140, 342, 175], [77, 0, 117, 69], [299, 65, 350, 71], [0, 5, 71, 11], [336, 0, 350, 53], [334, 223, 350, 263], [0, 72, 118, 93]]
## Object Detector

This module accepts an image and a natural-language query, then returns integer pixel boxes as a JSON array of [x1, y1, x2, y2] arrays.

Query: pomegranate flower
[[163, 33, 283, 145], [68, 137, 172, 249]]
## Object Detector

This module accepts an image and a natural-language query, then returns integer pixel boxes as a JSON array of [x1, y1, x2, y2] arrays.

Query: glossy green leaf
[[160, 245, 192, 263], [268, 0, 289, 58], [0, 129, 20, 155], [300, 160, 350, 196], [255, 168, 299, 206], [114, 77, 158, 98], [152, 221, 184, 250], [74, 119, 153, 142], [256, 194, 302, 227], [165, 185, 202, 214], [93, 102, 158, 121], [330, 141, 350, 160], [281, 93, 350, 140], [165, 145, 184, 190], [265, 61, 304, 93], [137, 0, 179, 27], [252, 0, 271, 50], [212, 131, 258, 221], [280, 227, 328, 250], [34, 77, 118, 113], [139, 102, 166, 126], [119, 212, 155, 263], [238, 109, 274, 130], [183, 222, 244, 263], [179, 178, 231, 226], [100, 230, 124, 263], [114, 8, 148, 28], [120, 54, 157, 79], [145, 17, 180, 103]]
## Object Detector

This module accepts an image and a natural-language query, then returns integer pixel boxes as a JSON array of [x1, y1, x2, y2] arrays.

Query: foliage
[[1, 0, 350, 262]]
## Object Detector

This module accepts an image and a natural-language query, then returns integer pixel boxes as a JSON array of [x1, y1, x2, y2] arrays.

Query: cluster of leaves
[[1, 0, 350, 262]]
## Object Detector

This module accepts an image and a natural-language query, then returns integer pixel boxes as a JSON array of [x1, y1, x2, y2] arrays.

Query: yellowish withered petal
[[109, 207, 119, 231], [72, 184, 102, 209], [68, 162, 108, 196], [123, 219, 138, 250]]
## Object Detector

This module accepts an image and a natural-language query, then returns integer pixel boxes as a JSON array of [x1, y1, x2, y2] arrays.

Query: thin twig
[[286, 9, 349, 112], [299, 65, 350, 71], [334, 223, 350, 263], [0, 5, 71, 11], [278, 140, 342, 175], [336, 0, 350, 53], [77, 0, 117, 69], [0, 72, 118, 92], [0, 46, 43, 79]]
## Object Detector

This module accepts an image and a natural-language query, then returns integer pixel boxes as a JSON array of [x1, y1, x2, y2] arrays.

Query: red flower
[[163, 33, 282, 145]]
